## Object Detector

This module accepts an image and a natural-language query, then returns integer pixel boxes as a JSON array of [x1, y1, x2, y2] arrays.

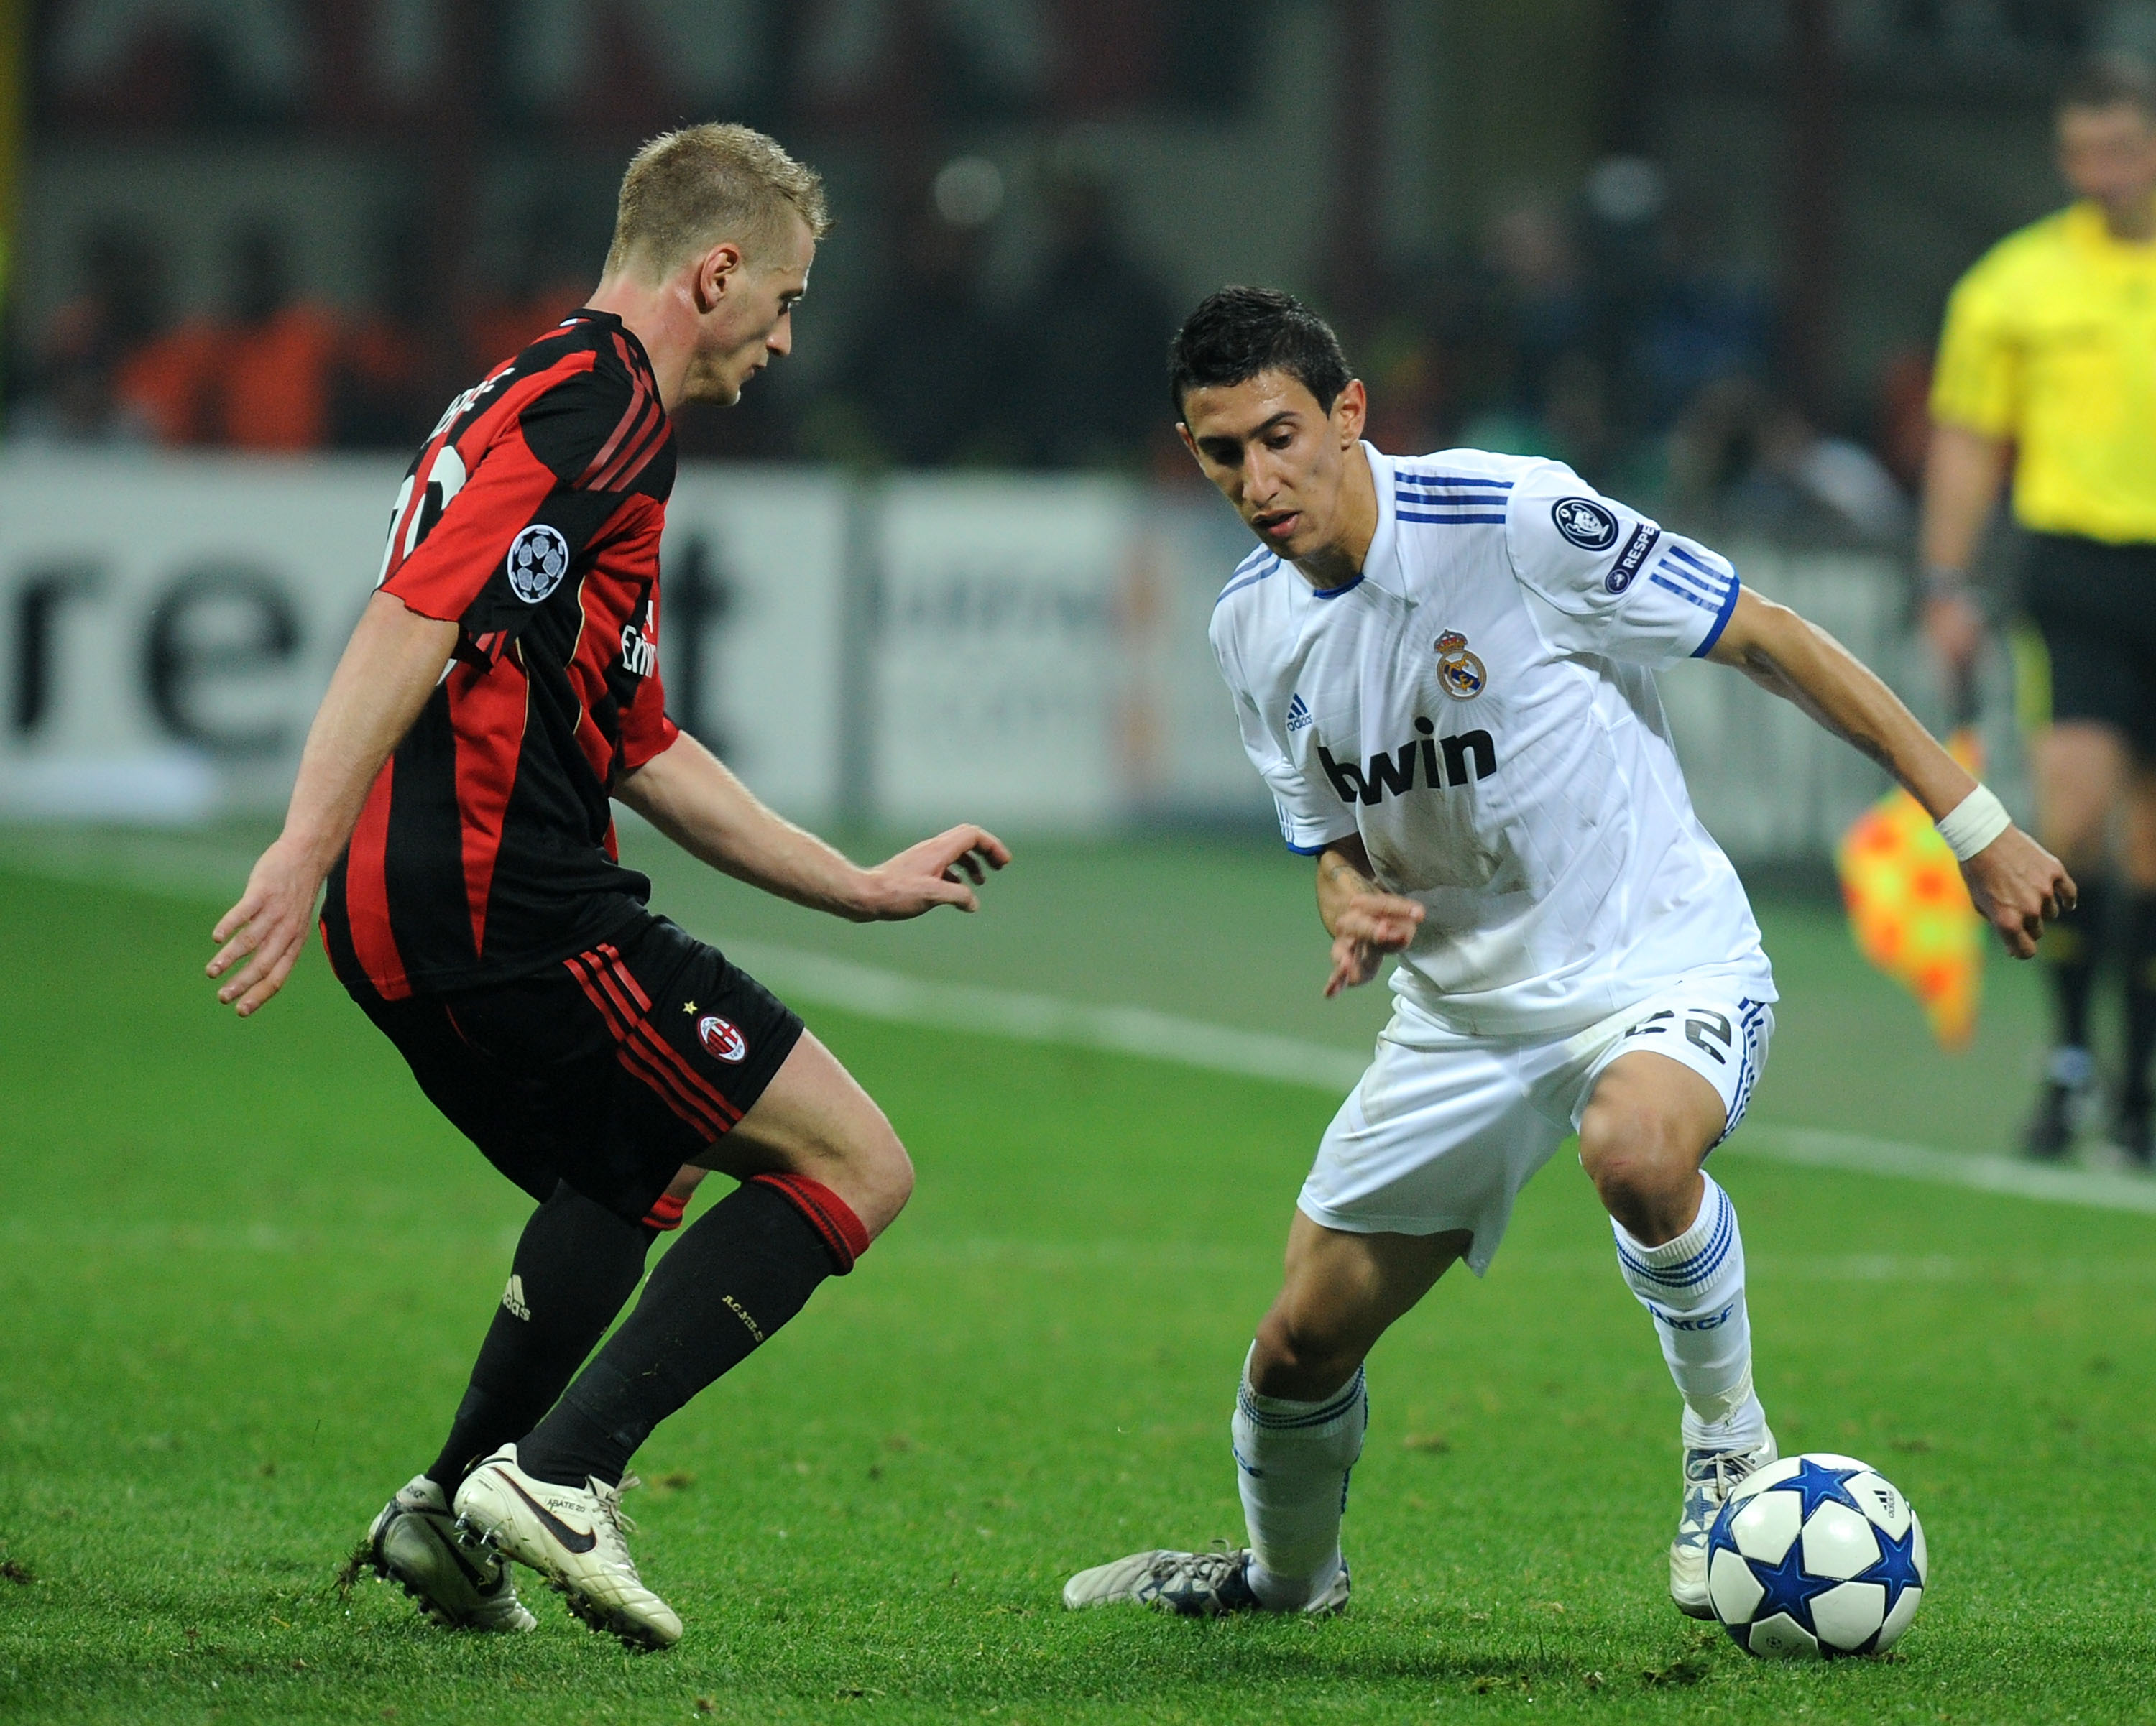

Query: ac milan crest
[[696, 1014, 747, 1063]]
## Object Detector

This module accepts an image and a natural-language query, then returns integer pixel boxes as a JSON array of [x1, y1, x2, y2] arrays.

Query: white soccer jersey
[[1210, 443, 1772, 1038]]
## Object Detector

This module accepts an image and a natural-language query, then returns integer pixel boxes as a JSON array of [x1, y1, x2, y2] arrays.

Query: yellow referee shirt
[[1931, 200, 2156, 544]]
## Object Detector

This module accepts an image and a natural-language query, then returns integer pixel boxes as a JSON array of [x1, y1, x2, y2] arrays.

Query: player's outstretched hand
[[854, 825, 1010, 920], [1324, 891, 1424, 997], [1961, 826, 2075, 960], [207, 836, 327, 1017]]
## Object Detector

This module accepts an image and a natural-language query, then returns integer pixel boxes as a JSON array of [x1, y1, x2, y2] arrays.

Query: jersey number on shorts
[[1623, 1007, 1733, 1066]]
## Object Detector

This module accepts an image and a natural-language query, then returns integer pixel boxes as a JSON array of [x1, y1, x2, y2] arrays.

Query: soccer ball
[[1705, 1452, 1926, 1658]]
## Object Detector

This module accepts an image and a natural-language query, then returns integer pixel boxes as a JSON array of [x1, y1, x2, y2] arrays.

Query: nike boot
[[363, 1473, 535, 1632], [453, 1444, 681, 1650]]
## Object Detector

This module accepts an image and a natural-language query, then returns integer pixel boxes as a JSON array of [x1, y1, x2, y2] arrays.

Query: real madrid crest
[[1435, 629, 1486, 700]]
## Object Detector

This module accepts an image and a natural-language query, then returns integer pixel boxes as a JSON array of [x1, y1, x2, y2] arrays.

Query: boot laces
[[1686, 1444, 1762, 1503], [1148, 1541, 1243, 1592], [589, 1475, 645, 1577]]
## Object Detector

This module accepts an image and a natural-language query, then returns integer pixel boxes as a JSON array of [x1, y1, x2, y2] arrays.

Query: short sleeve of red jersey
[[620, 693, 681, 773], [379, 358, 648, 639]]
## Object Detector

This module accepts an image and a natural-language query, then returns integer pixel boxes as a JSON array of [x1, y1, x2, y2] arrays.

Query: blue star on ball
[[1857, 1518, 1922, 1621], [1764, 1457, 1866, 1519], [1740, 1531, 1848, 1640]]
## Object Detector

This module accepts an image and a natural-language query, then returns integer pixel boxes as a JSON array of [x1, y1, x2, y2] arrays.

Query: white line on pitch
[[725, 939, 2156, 1221], [1727, 1123, 2156, 1215], [722, 939, 1375, 1094]]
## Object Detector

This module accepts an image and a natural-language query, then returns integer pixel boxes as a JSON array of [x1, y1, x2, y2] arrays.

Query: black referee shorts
[[348, 913, 805, 1227], [2021, 532, 2156, 758]]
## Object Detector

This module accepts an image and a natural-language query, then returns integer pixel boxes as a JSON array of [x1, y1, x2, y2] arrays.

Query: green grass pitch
[[3, 839, 2154, 1724]]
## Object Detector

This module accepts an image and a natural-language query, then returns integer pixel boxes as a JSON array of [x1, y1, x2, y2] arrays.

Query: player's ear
[[691, 241, 744, 313], [1176, 420, 1200, 464], [1334, 378, 1368, 446]]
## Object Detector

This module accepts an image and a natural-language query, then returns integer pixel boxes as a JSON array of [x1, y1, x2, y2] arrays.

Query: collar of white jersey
[[1302, 443, 1403, 603]]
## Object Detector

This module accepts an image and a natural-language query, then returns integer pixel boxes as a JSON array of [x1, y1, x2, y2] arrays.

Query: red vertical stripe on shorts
[[346, 764, 411, 1000], [563, 950, 730, 1137], [596, 947, 741, 1123]]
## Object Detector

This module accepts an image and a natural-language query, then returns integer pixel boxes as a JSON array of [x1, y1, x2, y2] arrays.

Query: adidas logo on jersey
[[501, 1275, 530, 1322], [1318, 719, 1497, 806], [1286, 693, 1314, 733]]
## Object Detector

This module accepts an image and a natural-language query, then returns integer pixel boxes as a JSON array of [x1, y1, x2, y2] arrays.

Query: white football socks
[[1612, 1172, 1766, 1451], [1231, 1345, 1366, 1610]]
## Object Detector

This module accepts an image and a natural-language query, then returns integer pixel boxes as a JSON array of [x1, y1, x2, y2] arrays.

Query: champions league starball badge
[[505, 523, 571, 603], [1435, 630, 1486, 699]]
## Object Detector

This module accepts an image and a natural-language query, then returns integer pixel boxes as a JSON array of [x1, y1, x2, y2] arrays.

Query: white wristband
[[1936, 784, 2012, 862]]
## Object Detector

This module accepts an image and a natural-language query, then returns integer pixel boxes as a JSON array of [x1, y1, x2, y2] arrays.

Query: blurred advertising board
[[0, 455, 853, 824], [872, 474, 1151, 831]]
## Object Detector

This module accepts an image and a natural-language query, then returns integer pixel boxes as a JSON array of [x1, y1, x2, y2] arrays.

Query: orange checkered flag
[[1835, 729, 1987, 1051]]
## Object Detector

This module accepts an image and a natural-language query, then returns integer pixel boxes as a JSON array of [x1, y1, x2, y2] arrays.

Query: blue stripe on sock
[[1238, 1368, 1366, 1430], [1616, 1187, 1733, 1289]]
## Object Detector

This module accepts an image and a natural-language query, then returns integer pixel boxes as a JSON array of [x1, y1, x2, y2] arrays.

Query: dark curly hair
[[1167, 286, 1352, 418]]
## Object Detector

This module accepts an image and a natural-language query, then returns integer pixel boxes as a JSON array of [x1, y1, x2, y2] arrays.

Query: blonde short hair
[[604, 123, 829, 280]]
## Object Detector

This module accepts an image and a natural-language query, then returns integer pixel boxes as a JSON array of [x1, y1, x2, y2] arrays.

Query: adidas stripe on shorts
[[1298, 966, 1772, 1275], [346, 913, 804, 1229]]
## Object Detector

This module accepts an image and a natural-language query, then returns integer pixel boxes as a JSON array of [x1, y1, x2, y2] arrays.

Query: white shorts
[[1299, 968, 1774, 1275]]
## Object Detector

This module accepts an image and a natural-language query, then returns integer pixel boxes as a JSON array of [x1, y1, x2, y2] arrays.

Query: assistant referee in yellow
[[1922, 54, 2156, 1164]]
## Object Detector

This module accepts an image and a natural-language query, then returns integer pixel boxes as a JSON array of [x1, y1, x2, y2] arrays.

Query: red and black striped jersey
[[321, 309, 680, 999]]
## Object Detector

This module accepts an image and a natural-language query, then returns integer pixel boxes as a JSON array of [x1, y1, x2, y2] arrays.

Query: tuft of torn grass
[[333, 1537, 374, 1601], [1, 1559, 35, 1585]]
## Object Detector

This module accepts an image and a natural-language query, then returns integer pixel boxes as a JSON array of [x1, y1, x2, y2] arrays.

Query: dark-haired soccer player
[[208, 124, 1005, 1651], [1064, 288, 2068, 1622]]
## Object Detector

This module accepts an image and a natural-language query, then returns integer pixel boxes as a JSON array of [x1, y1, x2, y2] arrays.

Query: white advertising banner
[[870, 474, 1147, 830], [0, 453, 393, 818], [0, 455, 851, 823]]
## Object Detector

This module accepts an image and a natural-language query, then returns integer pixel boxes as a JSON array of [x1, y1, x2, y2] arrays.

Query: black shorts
[[2020, 533, 2156, 758], [348, 913, 805, 1226]]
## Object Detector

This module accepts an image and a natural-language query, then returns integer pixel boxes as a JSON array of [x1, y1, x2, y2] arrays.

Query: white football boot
[[454, 1444, 682, 1650], [1062, 1543, 1350, 1616], [364, 1474, 536, 1632], [1669, 1427, 1777, 1617]]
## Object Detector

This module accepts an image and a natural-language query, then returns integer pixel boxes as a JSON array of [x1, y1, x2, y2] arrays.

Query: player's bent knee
[[1251, 1306, 1365, 1399], [862, 1125, 914, 1222], [819, 1113, 913, 1237]]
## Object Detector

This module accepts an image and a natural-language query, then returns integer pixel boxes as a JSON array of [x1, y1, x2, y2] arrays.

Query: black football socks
[[425, 1181, 659, 1493], [2044, 874, 2109, 1068], [514, 1174, 867, 1490]]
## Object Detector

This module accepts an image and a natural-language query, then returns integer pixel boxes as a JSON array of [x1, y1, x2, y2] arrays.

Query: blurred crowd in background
[[3, 0, 2139, 543]]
